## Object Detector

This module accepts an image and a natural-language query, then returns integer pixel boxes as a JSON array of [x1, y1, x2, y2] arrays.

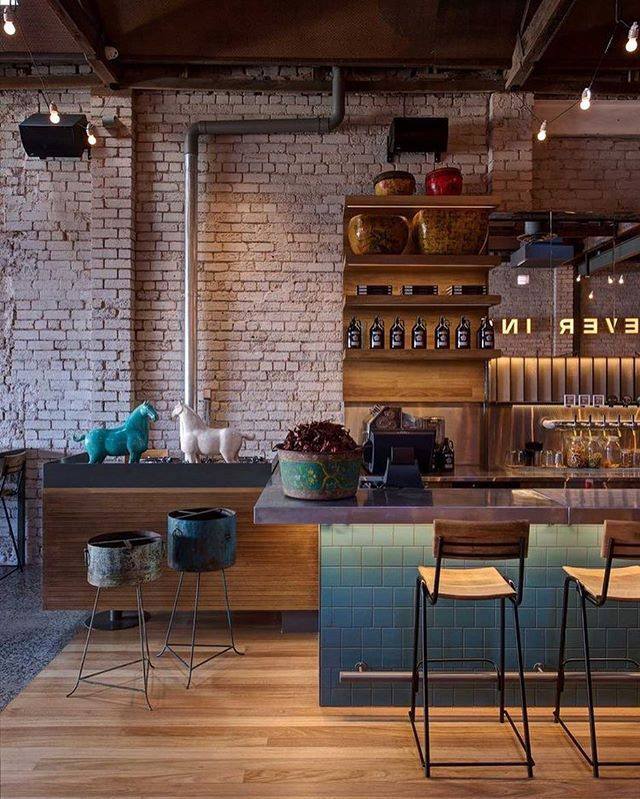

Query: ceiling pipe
[[183, 66, 345, 410]]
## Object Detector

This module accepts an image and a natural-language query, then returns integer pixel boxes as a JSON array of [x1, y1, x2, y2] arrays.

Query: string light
[[576, 274, 581, 283], [48, 102, 60, 124], [580, 87, 592, 110], [626, 21, 638, 52], [536, 120, 547, 141], [588, 290, 594, 300], [608, 274, 614, 284], [86, 123, 97, 146], [619, 274, 625, 285], [3, 5, 16, 36]]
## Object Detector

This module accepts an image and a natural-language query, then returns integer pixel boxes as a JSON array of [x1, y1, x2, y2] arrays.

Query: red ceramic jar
[[425, 167, 463, 196]]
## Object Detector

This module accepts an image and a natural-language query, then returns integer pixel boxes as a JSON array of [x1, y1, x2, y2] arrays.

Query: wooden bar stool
[[554, 519, 640, 777], [409, 519, 534, 777]]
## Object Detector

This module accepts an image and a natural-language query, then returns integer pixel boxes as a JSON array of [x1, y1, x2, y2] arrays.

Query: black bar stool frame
[[408, 529, 534, 778], [157, 568, 243, 689], [0, 451, 26, 581], [554, 531, 640, 777]]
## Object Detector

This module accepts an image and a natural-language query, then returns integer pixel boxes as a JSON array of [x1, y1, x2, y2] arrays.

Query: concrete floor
[[0, 565, 84, 709]]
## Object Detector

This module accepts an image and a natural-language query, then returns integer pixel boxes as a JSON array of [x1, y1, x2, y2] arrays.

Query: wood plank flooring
[[1, 620, 639, 798]]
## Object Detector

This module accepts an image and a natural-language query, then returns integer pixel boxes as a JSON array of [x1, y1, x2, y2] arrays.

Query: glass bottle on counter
[[390, 316, 405, 349], [586, 430, 603, 469], [476, 317, 495, 349], [603, 433, 622, 468], [434, 316, 450, 349], [442, 438, 455, 472], [411, 316, 427, 349], [346, 317, 362, 349], [369, 316, 385, 349], [455, 316, 471, 349]]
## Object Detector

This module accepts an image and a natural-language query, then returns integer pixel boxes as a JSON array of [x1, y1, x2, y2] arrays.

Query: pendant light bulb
[[86, 123, 97, 146], [49, 102, 60, 124], [580, 87, 591, 110], [536, 120, 547, 141], [626, 21, 638, 53], [619, 274, 625, 285], [576, 274, 581, 283], [608, 274, 614, 284], [3, 6, 16, 35], [588, 290, 594, 300]]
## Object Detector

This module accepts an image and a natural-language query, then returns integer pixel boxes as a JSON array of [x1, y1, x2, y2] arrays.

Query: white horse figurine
[[172, 402, 255, 463]]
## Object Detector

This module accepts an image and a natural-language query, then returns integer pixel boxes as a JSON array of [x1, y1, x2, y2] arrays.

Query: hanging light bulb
[[3, 5, 16, 35], [608, 274, 614, 284], [536, 120, 547, 141], [626, 21, 639, 53], [49, 102, 60, 124], [588, 290, 594, 300], [576, 274, 581, 283], [619, 274, 625, 285], [580, 87, 591, 110], [86, 123, 97, 146]]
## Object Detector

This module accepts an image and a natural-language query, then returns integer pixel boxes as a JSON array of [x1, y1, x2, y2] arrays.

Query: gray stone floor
[[0, 565, 84, 710]]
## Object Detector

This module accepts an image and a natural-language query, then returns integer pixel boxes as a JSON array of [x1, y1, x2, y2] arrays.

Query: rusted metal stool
[[158, 507, 243, 688], [554, 519, 640, 777], [67, 531, 163, 710], [409, 519, 534, 777], [0, 450, 26, 580]]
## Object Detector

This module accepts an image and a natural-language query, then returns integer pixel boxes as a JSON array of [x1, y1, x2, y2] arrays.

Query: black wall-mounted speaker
[[387, 117, 449, 163], [19, 113, 88, 159]]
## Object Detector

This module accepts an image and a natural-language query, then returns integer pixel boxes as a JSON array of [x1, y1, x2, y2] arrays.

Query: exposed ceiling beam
[[505, 0, 577, 89], [42, 0, 119, 87]]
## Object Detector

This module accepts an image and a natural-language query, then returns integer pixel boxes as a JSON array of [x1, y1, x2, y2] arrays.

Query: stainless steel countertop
[[253, 478, 640, 525]]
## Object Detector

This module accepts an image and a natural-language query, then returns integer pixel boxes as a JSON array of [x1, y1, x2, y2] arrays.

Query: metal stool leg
[[499, 597, 506, 723], [553, 577, 571, 722], [0, 496, 23, 579], [421, 583, 431, 777], [579, 587, 599, 777], [186, 572, 201, 689], [222, 568, 243, 656], [138, 585, 154, 669], [157, 571, 184, 657], [136, 587, 153, 710], [512, 599, 534, 777], [67, 587, 100, 697], [408, 576, 421, 729]]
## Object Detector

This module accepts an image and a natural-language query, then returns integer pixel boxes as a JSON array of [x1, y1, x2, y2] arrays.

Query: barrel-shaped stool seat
[[554, 520, 640, 776], [68, 531, 162, 710], [410, 519, 534, 778], [159, 508, 243, 688]]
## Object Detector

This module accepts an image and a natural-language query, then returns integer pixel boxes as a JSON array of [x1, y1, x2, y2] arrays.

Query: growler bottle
[[455, 316, 471, 350], [442, 438, 455, 472], [411, 316, 427, 349], [369, 316, 384, 349], [434, 316, 450, 349], [346, 317, 362, 349], [390, 316, 405, 349], [477, 317, 495, 349]]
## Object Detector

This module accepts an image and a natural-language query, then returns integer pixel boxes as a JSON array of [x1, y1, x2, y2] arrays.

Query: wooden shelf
[[344, 254, 501, 271], [344, 294, 501, 311], [345, 194, 499, 210], [344, 349, 502, 362]]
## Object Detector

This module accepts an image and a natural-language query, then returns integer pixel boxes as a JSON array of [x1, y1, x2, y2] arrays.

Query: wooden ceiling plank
[[505, 0, 577, 89], [42, 0, 118, 87]]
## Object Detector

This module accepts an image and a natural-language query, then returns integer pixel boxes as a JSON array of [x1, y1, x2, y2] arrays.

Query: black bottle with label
[[369, 316, 385, 349], [346, 317, 362, 349], [434, 316, 450, 349], [390, 316, 405, 349], [455, 316, 471, 350], [477, 317, 495, 349], [442, 438, 455, 472], [411, 316, 427, 349]]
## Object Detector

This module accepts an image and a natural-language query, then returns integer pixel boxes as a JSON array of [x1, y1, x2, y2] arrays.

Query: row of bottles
[[347, 316, 495, 350]]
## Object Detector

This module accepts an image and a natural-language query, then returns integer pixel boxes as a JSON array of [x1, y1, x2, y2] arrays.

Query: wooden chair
[[554, 519, 640, 777], [0, 451, 26, 580], [409, 519, 534, 778]]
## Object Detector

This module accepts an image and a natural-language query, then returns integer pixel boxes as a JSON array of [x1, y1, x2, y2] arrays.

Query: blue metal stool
[[158, 507, 243, 688], [67, 531, 163, 710]]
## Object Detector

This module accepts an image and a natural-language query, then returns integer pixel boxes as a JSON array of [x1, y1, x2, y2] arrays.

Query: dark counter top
[[254, 478, 640, 525]]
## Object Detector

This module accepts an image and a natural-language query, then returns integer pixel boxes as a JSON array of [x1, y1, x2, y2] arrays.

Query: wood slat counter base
[[43, 488, 317, 611]]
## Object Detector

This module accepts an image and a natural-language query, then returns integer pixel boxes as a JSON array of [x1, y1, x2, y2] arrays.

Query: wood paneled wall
[[43, 487, 317, 611]]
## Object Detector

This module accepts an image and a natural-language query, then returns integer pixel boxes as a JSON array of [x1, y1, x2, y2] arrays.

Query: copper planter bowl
[[277, 447, 362, 500], [374, 170, 416, 196], [347, 214, 410, 255], [413, 208, 489, 256]]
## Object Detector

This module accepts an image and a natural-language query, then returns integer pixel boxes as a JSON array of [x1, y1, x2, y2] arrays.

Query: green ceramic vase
[[277, 448, 362, 500]]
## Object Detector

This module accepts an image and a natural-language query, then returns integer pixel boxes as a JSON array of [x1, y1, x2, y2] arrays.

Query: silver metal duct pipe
[[183, 67, 345, 409]]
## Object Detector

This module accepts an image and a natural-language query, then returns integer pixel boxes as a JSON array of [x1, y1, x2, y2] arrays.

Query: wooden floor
[[1, 620, 639, 798]]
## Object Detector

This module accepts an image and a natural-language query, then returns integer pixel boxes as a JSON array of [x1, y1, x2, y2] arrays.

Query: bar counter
[[254, 478, 640, 708]]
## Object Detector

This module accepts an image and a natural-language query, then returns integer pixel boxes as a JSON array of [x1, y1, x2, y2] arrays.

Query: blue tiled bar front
[[320, 522, 640, 707]]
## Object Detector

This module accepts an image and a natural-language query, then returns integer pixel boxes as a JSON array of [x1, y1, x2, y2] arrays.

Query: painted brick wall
[[2, 83, 640, 564]]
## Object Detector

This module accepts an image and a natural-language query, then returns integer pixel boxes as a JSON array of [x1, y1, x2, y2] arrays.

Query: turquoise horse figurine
[[73, 401, 160, 463]]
